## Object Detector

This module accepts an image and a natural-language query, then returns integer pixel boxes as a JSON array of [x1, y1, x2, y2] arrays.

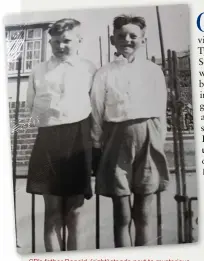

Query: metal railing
[[12, 36, 197, 253]]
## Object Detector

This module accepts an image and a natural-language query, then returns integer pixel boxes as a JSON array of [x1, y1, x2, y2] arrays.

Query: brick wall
[[9, 101, 38, 166]]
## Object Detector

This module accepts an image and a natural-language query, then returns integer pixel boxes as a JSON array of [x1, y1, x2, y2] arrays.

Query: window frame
[[26, 28, 42, 40], [24, 39, 42, 73], [6, 29, 25, 75], [6, 27, 44, 76]]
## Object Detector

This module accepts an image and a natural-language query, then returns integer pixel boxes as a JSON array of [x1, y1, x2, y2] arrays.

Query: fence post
[[188, 197, 198, 243], [95, 36, 103, 250], [151, 55, 162, 245], [156, 6, 166, 70], [172, 51, 188, 243], [107, 25, 111, 63], [13, 56, 22, 249], [168, 50, 183, 243], [145, 38, 148, 60], [31, 194, 36, 253]]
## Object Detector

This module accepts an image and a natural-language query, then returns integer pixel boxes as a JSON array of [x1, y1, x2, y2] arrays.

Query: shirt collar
[[114, 51, 147, 65], [50, 55, 80, 66]]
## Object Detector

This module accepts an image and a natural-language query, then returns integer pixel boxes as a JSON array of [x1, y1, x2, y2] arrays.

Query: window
[[6, 28, 43, 75]]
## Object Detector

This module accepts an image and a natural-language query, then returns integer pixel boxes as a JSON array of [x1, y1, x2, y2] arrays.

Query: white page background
[[0, 0, 203, 260]]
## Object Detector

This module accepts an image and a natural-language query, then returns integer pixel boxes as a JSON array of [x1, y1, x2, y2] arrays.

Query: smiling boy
[[91, 15, 169, 247]]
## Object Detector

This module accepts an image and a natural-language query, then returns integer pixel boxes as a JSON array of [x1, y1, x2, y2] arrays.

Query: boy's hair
[[48, 18, 81, 36], [113, 15, 146, 36]]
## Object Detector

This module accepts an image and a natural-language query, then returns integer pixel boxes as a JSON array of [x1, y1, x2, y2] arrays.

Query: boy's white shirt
[[91, 54, 167, 148], [26, 55, 96, 127]]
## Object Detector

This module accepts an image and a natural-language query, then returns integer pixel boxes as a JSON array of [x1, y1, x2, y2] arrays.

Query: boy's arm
[[90, 69, 106, 149], [26, 71, 36, 112], [89, 64, 97, 93], [156, 67, 168, 143], [83, 59, 97, 93]]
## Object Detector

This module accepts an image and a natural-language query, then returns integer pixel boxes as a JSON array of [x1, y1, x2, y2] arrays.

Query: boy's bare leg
[[112, 195, 132, 248], [43, 195, 63, 252], [66, 195, 84, 251], [132, 193, 154, 246]]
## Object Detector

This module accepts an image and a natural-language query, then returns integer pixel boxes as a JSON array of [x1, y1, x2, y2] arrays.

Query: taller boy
[[91, 15, 170, 247]]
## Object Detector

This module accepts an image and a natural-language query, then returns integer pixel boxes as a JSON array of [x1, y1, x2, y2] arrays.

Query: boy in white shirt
[[91, 15, 169, 247], [26, 18, 96, 251]]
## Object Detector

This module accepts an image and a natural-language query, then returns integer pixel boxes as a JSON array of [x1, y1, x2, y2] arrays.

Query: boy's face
[[49, 28, 81, 59], [112, 23, 144, 57]]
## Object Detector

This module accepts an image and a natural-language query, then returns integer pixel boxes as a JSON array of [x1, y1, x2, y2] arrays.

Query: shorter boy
[[91, 15, 169, 247], [26, 18, 96, 251]]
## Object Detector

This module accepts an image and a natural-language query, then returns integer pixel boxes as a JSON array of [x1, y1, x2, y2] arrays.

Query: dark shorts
[[26, 116, 92, 199]]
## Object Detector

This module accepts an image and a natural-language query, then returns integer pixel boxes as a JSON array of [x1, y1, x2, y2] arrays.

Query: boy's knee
[[44, 211, 62, 231], [66, 208, 84, 233], [114, 214, 131, 227], [69, 206, 82, 218], [112, 196, 131, 227], [133, 209, 150, 226], [66, 195, 84, 211], [65, 195, 84, 227], [132, 193, 154, 225]]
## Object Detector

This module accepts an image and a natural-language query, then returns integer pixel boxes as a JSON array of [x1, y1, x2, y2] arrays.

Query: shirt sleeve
[[88, 62, 97, 76], [89, 64, 97, 93], [84, 60, 98, 92], [26, 71, 36, 113], [90, 69, 106, 148], [156, 67, 168, 143]]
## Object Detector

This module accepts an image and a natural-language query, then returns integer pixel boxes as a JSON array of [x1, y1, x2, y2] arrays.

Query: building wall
[[8, 77, 29, 102], [9, 101, 37, 166], [7, 28, 51, 166]]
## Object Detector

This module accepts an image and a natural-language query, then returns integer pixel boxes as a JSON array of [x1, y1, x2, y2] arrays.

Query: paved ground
[[15, 169, 198, 255]]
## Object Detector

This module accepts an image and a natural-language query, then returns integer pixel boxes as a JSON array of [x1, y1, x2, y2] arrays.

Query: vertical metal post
[[99, 36, 103, 67], [145, 38, 148, 60], [156, 192, 162, 245], [188, 197, 198, 243], [31, 194, 36, 253], [156, 6, 166, 70], [12, 56, 21, 248], [172, 51, 188, 242], [168, 50, 183, 243], [95, 36, 103, 250], [107, 25, 111, 63], [188, 199, 193, 243], [62, 198, 66, 251], [151, 55, 162, 245], [96, 193, 100, 249]]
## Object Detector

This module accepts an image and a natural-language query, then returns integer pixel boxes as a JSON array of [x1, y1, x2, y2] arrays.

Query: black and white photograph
[[4, 3, 198, 254]]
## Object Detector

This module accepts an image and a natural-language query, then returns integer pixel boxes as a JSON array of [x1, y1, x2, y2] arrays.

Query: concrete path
[[15, 168, 198, 255]]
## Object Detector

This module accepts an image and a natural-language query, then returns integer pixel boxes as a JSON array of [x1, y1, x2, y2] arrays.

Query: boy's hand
[[84, 183, 93, 200], [92, 148, 102, 177], [155, 180, 169, 194]]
